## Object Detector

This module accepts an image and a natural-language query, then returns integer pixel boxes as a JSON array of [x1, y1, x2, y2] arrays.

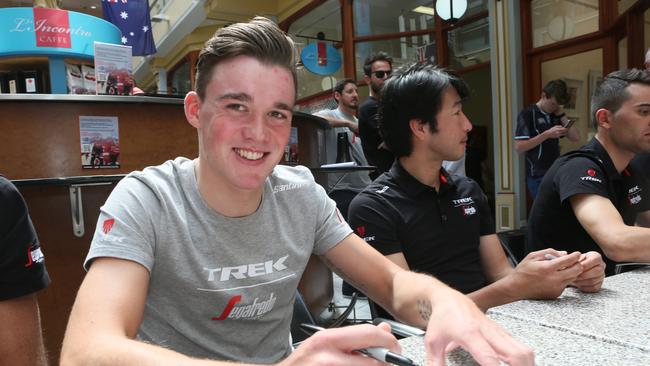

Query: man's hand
[[508, 249, 583, 299], [282, 323, 399, 366], [423, 289, 534, 366], [543, 125, 568, 139], [571, 251, 605, 293]]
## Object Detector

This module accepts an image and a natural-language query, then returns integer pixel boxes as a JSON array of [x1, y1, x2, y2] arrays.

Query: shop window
[[541, 48, 603, 152], [354, 0, 435, 37], [169, 60, 191, 96], [355, 35, 434, 81], [618, 37, 628, 69], [462, 0, 489, 18], [448, 17, 490, 70], [288, 0, 344, 100], [531, 0, 599, 48]]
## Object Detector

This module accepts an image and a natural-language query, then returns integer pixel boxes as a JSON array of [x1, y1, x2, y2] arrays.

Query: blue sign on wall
[[301, 42, 342, 76], [0, 7, 121, 59]]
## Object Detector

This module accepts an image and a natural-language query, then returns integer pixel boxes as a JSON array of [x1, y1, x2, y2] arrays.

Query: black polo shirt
[[514, 104, 564, 177], [629, 152, 650, 213], [358, 96, 394, 179], [526, 139, 648, 276], [0, 176, 50, 301], [348, 161, 494, 294]]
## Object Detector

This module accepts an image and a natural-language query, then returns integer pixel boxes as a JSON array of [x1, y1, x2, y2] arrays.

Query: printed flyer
[[79, 116, 120, 169], [94, 41, 133, 95]]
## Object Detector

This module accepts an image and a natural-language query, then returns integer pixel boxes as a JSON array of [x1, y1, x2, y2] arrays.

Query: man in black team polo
[[527, 69, 650, 276], [348, 63, 605, 315], [359, 52, 395, 179]]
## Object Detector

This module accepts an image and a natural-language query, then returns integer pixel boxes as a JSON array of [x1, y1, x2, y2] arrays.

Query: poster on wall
[[94, 41, 133, 95], [79, 116, 120, 169]]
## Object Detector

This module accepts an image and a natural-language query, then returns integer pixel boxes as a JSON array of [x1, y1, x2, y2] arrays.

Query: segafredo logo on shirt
[[452, 197, 477, 217], [212, 292, 277, 321], [580, 169, 603, 183], [102, 218, 115, 234], [203, 255, 289, 282], [628, 185, 643, 205]]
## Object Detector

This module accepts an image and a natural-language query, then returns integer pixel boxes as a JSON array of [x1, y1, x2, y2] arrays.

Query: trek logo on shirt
[[212, 292, 277, 321], [628, 185, 643, 206], [580, 169, 603, 183], [203, 255, 289, 282], [25, 244, 45, 268], [102, 218, 115, 234], [355, 226, 375, 242], [453, 197, 477, 217]]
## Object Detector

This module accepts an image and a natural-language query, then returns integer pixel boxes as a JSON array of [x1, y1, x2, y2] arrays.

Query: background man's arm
[[515, 126, 567, 153], [0, 294, 48, 366], [316, 115, 359, 134], [323, 234, 534, 365], [571, 194, 650, 262]]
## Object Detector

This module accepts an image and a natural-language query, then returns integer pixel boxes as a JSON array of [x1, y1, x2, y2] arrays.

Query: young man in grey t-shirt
[[61, 17, 533, 366]]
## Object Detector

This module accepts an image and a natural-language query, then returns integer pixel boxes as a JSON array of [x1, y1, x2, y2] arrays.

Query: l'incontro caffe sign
[[1, 7, 121, 58]]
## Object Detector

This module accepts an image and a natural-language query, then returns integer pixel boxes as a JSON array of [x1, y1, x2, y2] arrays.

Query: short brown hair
[[194, 16, 297, 101]]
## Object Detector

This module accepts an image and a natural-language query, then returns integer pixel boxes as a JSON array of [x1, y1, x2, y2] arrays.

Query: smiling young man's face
[[188, 55, 295, 192]]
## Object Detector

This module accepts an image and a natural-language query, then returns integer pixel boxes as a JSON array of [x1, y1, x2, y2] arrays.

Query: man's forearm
[[386, 270, 462, 328], [515, 134, 547, 153], [598, 225, 650, 262], [467, 278, 521, 312]]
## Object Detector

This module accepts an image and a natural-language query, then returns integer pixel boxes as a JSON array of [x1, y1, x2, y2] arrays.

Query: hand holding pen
[[286, 322, 418, 366]]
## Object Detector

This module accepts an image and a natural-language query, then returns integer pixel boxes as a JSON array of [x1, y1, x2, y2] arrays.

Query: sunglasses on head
[[372, 70, 392, 78]]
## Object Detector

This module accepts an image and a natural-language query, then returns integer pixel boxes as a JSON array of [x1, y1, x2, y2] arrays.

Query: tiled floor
[[331, 273, 372, 323]]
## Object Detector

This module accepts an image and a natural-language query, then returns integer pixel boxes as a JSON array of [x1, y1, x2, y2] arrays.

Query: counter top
[[398, 269, 650, 365]]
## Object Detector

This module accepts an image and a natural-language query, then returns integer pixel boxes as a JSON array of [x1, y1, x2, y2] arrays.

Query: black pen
[[299, 323, 418, 366]]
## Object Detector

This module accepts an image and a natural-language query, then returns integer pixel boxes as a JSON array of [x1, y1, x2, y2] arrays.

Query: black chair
[[290, 291, 359, 345]]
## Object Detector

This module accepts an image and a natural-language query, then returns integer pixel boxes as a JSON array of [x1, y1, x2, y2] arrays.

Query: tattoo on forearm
[[417, 299, 431, 322]]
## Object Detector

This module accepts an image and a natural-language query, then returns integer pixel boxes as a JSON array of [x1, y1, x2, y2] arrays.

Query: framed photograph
[[561, 78, 583, 117], [588, 69, 603, 99]]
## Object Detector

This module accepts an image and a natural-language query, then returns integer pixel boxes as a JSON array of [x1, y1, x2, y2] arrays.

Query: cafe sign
[[0, 7, 121, 58]]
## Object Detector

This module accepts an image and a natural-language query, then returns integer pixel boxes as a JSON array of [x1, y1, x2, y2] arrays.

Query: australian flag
[[102, 0, 157, 56]]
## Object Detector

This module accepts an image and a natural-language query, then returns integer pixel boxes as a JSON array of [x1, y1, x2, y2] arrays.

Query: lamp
[[435, 0, 468, 23]]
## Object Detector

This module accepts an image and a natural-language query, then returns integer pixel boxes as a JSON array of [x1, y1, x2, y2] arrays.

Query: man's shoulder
[[359, 97, 377, 113], [118, 157, 193, 196]]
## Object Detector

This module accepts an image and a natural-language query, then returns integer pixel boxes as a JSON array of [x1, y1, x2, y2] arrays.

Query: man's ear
[[334, 91, 341, 104], [409, 118, 427, 141], [594, 108, 612, 130], [184, 91, 201, 129], [363, 74, 371, 86]]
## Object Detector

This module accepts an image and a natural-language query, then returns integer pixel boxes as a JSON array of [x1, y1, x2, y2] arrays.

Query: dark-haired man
[[359, 51, 395, 179], [349, 64, 603, 317], [0, 176, 50, 366], [515, 79, 581, 199], [527, 69, 650, 276], [61, 17, 533, 366], [315, 78, 370, 219]]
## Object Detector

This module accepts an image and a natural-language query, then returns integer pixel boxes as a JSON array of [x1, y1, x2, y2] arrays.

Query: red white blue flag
[[101, 0, 156, 56]]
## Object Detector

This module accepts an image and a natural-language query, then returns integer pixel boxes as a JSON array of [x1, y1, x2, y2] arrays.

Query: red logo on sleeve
[[102, 218, 115, 234], [356, 226, 366, 237], [587, 169, 597, 177]]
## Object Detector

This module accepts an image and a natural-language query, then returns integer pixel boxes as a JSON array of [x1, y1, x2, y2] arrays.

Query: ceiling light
[[436, 0, 468, 23], [412, 6, 435, 16]]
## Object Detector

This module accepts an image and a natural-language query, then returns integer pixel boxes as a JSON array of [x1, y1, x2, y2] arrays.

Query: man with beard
[[315, 78, 371, 219], [359, 52, 395, 179], [527, 69, 650, 276]]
